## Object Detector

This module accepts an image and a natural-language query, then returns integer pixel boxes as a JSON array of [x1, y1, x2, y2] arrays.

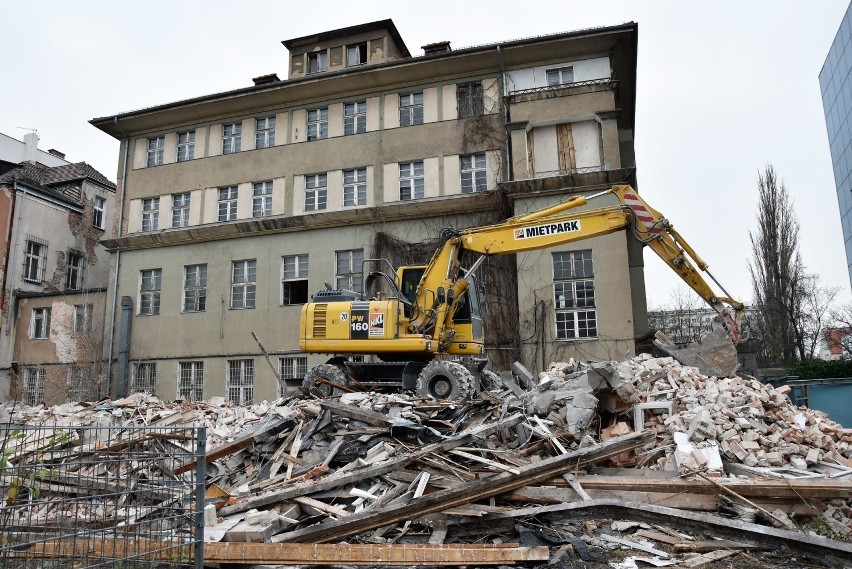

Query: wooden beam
[[274, 431, 652, 543], [219, 413, 525, 517], [174, 416, 284, 475], [203, 542, 549, 565], [319, 400, 394, 427]]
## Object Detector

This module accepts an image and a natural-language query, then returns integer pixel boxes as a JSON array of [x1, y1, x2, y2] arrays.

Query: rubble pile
[[1, 356, 851, 567]]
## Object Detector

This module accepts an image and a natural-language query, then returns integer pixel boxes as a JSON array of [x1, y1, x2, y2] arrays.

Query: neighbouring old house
[[90, 19, 643, 404], [0, 133, 116, 403]]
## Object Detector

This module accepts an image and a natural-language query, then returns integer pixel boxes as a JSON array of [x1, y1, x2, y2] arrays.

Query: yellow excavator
[[298, 184, 745, 400]]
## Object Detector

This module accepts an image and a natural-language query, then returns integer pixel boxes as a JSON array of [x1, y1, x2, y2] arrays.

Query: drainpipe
[[116, 296, 132, 397], [0, 181, 19, 315], [106, 123, 129, 393], [4, 181, 27, 335], [496, 45, 512, 182]]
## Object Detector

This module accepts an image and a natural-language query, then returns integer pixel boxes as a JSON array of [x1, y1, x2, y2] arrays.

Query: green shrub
[[787, 358, 852, 380]]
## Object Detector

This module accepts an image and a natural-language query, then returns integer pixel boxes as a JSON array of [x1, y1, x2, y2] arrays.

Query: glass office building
[[820, 2, 852, 288]]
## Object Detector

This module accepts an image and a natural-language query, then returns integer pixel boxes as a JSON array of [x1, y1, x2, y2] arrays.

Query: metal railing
[[507, 78, 616, 97], [0, 424, 206, 568]]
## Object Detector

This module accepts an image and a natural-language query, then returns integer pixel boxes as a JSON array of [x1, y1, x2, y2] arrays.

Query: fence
[[0, 424, 206, 568]]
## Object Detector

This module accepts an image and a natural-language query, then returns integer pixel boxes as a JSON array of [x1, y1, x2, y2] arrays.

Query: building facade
[[820, 2, 852, 290], [0, 137, 116, 402], [91, 20, 643, 403]]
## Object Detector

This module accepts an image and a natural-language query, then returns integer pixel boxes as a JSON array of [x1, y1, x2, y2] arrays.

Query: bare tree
[[748, 165, 803, 365], [829, 302, 852, 358], [648, 285, 713, 345], [790, 274, 840, 360]]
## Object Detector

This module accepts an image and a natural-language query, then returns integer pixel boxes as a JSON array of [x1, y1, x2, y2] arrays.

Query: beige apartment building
[[90, 19, 644, 403]]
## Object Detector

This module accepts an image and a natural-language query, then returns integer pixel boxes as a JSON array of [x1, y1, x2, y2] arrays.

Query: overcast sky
[[3, 0, 849, 308]]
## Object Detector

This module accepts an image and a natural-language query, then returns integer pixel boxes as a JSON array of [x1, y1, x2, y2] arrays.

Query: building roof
[[281, 19, 410, 57], [90, 21, 638, 138], [0, 161, 116, 208]]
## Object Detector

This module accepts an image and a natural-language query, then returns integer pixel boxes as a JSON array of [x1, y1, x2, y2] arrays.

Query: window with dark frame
[[457, 82, 484, 118]]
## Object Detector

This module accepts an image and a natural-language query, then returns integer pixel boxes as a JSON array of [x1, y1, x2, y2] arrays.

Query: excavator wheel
[[415, 361, 474, 402], [302, 363, 346, 398], [480, 370, 502, 392]]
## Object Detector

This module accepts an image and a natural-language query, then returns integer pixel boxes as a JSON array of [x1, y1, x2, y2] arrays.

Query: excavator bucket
[[653, 326, 739, 378]]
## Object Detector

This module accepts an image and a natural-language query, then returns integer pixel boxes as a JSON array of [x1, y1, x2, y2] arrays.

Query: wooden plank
[[219, 412, 526, 517], [681, 549, 739, 567], [319, 400, 393, 426], [674, 540, 764, 551], [203, 542, 549, 565], [174, 416, 284, 475], [502, 487, 718, 511], [274, 431, 653, 543], [293, 496, 351, 518], [600, 534, 670, 558]]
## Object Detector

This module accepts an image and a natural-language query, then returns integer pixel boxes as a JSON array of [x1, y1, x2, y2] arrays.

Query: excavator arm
[[408, 184, 745, 345]]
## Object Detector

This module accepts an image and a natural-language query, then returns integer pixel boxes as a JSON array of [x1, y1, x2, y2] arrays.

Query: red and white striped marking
[[623, 193, 661, 235]]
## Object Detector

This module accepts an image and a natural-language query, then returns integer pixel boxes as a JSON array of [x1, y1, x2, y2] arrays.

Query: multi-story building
[[821, 2, 852, 290], [90, 19, 642, 403], [0, 133, 116, 402]]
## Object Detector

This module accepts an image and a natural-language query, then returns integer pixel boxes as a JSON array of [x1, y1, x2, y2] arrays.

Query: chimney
[[23, 132, 38, 164], [422, 41, 451, 55], [252, 73, 280, 86], [48, 149, 65, 160]]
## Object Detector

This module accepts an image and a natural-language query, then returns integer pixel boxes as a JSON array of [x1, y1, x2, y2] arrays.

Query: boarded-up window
[[556, 124, 576, 171], [329, 46, 343, 67], [292, 55, 304, 76], [369, 38, 385, 61]]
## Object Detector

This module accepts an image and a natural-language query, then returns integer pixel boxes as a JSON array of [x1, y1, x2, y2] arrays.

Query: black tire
[[480, 370, 502, 392], [302, 364, 346, 397], [415, 360, 474, 402]]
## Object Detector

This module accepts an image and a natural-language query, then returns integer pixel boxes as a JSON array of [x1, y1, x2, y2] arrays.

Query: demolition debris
[[1, 354, 851, 567]]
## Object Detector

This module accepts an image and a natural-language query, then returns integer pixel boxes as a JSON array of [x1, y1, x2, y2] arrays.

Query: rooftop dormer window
[[308, 51, 328, 74], [347, 43, 367, 66]]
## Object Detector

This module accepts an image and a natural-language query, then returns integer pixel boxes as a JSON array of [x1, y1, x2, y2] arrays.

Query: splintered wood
[[3, 352, 852, 566]]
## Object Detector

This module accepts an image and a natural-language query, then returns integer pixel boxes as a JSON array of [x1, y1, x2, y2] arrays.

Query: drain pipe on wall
[[3, 181, 27, 335], [496, 45, 512, 182], [106, 122, 129, 397]]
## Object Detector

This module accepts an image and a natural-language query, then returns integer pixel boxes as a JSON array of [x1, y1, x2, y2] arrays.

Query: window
[[218, 186, 238, 221], [141, 197, 159, 231], [147, 136, 165, 167], [73, 304, 92, 333], [183, 264, 207, 312], [178, 361, 204, 401], [177, 131, 195, 162], [30, 307, 51, 339], [93, 196, 106, 229], [553, 251, 597, 340], [279, 356, 307, 397], [399, 161, 424, 200], [256, 117, 275, 148], [252, 181, 273, 217], [131, 362, 157, 393], [140, 269, 162, 315], [227, 359, 254, 404], [457, 82, 484, 118], [231, 259, 256, 309], [460, 154, 487, 193], [305, 173, 328, 211], [307, 108, 329, 140], [172, 192, 190, 228], [66, 250, 85, 290], [282, 254, 309, 305], [24, 239, 46, 283], [347, 43, 367, 66], [23, 368, 45, 405], [344, 101, 367, 135], [547, 66, 575, 87], [222, 122, 242, 154], [335, 249, 363, 292], [399, 93, 424, 127], [67, 365, 90, 402], [343, 168, 367, 206], [307, 51, 328, 74]]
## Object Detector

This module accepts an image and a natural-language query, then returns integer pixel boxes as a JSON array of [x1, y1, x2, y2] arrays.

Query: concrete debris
[[2, 351, 852, 566]]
